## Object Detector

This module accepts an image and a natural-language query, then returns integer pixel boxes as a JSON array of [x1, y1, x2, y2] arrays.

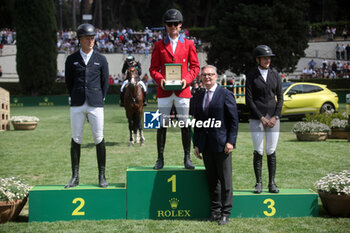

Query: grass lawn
[[0, 104, 349, 233]]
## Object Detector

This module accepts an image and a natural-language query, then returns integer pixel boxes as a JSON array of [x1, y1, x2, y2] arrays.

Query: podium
[[29, 167, 318, 221], [126, 166, 210, 219], [231, 189, 318, 218], [29, 184, 126, 222]]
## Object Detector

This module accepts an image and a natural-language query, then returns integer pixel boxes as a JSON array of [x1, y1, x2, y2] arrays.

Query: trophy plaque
[[164, 63, 183, 91]]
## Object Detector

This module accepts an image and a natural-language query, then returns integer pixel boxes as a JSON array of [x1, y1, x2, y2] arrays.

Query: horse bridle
[[126, 67, 141, 103]]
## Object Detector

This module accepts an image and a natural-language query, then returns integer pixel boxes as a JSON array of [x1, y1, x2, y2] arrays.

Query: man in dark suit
[[245, 45, 283, 194], [65, 23, 109, 188], [193, 65, 239, 225]]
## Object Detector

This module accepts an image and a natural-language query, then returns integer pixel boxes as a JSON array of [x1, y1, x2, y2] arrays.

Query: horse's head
[[126, 67, 139, 85]]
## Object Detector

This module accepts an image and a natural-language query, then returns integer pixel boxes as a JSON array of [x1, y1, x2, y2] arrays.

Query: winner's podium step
[[127, 166, 210, 219], [29, 184, 126, 222], [29, 167, 319, 222]]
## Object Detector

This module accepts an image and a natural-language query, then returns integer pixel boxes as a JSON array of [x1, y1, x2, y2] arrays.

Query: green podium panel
[[126, 166, 210, 220], [231, 189, 318, 218], [29, 184, 126, 222]]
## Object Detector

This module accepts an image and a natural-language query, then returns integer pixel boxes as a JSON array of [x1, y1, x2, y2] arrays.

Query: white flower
[[330, 118, 348, 128], [10, 116, 40, 123], [292, 121, 330, 133], [315, 170, 350, 195], [0, 177, 31, 201]]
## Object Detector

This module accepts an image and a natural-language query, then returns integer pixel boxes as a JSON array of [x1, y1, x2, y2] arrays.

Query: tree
[[0, 0, 15, 29], [16, 0, 57, 95], [206, 0, 309, 75]]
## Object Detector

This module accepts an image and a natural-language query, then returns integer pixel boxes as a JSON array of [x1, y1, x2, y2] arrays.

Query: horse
[[123, 67, 145, 146]]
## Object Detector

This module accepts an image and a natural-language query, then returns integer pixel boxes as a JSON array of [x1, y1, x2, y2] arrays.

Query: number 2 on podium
[[167, 175, 176, 192], [72, 197, 85, 216]]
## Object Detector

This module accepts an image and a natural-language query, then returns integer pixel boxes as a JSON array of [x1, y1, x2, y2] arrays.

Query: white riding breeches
[[158, 93, 190, 127], [70, 101, 104, 145], [120, 80, 147, 92], [249, 116, 280, 155]]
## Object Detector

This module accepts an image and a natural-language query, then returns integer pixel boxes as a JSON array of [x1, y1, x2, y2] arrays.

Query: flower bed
[[292, 121, 330, 141], [10, 116, 39, 130], [315, 170, 350, 217], [0, 177, 31, 223]]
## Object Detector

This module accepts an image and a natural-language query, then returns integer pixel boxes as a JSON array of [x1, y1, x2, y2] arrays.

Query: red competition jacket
[[149, 35, 200, 98]]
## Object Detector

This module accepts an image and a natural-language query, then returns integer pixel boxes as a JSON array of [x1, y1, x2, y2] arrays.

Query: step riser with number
[[29, 184, 126, 222], [127, 166, 211, 220]]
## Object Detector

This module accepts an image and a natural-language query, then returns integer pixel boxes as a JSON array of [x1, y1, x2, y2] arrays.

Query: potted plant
[[292, 121, 330, 141], [10, 116, 40, 130], [329, 118, 348, 139], [315, 170, 350, 217], [0, 177, 31, 223]]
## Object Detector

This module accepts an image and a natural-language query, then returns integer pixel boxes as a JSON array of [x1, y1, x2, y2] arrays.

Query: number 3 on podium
[[263, 198, 276, 217], [72, 197, 85, 216]]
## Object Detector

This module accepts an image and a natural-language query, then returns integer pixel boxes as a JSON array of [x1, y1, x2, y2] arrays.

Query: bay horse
[[124, 67, 145, 146]]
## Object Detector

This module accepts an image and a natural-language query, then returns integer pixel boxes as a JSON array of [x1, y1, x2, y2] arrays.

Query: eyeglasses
[[166, 22, 180, 27], [201, 73, 216, 78]]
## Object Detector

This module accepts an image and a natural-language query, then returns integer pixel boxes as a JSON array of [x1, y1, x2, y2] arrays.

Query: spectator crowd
[[302, 58, 350, 79], [57, 27, 202, 55], [0, 27, 203, 56]]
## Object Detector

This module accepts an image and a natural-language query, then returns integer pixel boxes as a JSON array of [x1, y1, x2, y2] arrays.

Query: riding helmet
[[163, 9, 183, 23], [127, 55, 135, 61], [253, 45, 275, 58], [77, 23, 96, 38]]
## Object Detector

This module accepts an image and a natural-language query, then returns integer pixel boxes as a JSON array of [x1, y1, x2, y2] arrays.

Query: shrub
[[305, 112, 348, 127], [292, 121, 330, 133], [315, 170, 350, 195], [0, 177, 31, 201]]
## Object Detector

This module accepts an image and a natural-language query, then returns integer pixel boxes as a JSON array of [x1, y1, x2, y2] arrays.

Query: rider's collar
[[164, 34, 184, 44]]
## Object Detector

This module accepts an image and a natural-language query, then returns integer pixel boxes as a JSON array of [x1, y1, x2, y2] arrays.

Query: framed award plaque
[[164, 63, 183, 91]]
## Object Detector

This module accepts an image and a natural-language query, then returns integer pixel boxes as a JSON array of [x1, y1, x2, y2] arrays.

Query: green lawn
[[0, 104, 349, 233]]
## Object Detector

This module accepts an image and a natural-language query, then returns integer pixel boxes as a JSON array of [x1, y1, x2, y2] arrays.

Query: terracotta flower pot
[[329, 128, 349, 139], [11, 122, 38, 130], [319, 191, 350, 217], [0, 197, 27, 223], [295, 132, 328, 141]]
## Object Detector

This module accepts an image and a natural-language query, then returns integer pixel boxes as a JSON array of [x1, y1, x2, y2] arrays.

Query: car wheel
[[320, 103, 335, 113]]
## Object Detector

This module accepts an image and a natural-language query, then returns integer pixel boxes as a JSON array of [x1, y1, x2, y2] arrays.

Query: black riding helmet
[[77, 23, 96, 38], [253, 45, 275, 58], [163, 9, 183, 23], [127, 55, 135, 62]]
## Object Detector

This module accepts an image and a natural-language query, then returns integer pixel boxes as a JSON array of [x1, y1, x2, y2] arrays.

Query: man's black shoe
[[209, 213, 221, 222], [218, 216, 229, 225]]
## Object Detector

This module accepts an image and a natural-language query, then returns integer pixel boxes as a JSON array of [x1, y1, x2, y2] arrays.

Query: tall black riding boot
[[143, 91, 147, 106], [120, 91, 125, 106], [65, 139, 81, 188], [253, 151, 263, 193], [153, 127, 166, 169], [267, 152, 279, 193], [96, 138, 108, 188], [182, 127, 195, 169]]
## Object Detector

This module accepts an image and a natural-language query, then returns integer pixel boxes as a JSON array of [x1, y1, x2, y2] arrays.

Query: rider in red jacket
[[149, 9, 200, 170]]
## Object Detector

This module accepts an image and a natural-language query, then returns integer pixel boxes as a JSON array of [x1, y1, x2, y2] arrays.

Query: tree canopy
[[206, 0, 310, 75], [16, 0, 58, 95]]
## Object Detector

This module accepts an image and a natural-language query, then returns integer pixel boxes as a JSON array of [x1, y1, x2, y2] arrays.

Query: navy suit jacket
[[192, 86, 239, 153], [65, 50, 109, 107]]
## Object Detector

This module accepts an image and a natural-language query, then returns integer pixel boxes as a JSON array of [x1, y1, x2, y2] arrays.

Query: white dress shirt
[[80, 49, 93, 65], [168, 35, 179, 54], [203, 83, 218, 111]]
